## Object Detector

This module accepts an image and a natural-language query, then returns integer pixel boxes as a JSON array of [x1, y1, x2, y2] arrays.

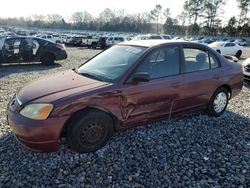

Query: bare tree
[[99, 8, 115, 23], [237, 0, 250, 26], [183, 0, 206, 24], [150, 4, 162, 33], [203, 0, 226, 35]]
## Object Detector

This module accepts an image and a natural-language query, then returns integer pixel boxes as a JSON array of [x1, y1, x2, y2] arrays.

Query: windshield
[[78, 45, 146, 83]]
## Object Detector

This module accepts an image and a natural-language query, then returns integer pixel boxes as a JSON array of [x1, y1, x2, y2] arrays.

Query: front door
[[3, 38, 22, 63], [120, 45, 182, 126]]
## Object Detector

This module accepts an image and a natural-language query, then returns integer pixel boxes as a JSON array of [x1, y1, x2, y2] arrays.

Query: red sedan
[[7, 40, 243, 153]]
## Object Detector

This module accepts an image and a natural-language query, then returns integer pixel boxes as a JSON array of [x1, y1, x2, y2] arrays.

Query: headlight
[[20, 103, 53, 120]]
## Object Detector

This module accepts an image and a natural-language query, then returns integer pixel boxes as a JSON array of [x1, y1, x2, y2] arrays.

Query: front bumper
[[243, 70, 250, 81], [7, 109, 68, 152]]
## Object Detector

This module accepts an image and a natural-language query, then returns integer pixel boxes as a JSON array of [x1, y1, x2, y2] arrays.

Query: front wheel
[[91, 42, 97, 49], [207, 87, 229, 117], [66, 110, 114, 153]]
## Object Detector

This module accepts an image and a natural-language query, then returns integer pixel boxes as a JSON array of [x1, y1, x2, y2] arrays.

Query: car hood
[[17, 70, 110, 105]]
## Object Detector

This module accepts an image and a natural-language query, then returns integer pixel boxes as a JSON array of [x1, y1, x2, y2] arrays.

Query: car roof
[[120, 39, 197, 48], [6, 36, 55, 43]]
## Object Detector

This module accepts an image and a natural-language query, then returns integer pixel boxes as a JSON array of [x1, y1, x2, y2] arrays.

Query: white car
[[235, 39, 247, 46], [208, 42, 244, 58], [132, 34, 171, 40], [242, 58, 250, 82], [106, 36, 125, 47]]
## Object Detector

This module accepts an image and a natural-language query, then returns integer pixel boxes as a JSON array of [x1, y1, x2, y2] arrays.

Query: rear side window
[[163, 35, 171, 39], [150, 35, 162, 39], [183, 48, 210, 73], [209, 53, 219, 69]]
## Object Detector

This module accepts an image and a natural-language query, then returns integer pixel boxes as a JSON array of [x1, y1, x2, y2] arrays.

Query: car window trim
[[208, 51, 221, 69], [180, 44, 221, 74]]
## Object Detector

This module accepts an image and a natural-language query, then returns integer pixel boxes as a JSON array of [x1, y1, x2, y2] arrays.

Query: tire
[[236, 50, 242, 59], [91, 42, 97, 49], [207, 87, 229, 117], [41, 53, 55, 65], [101, 45, 106, 49], [66, 110, 114, 153]]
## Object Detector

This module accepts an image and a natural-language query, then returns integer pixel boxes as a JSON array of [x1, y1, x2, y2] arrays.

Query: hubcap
[[80, 122, 104, 145], [213, 92, 227, 113]]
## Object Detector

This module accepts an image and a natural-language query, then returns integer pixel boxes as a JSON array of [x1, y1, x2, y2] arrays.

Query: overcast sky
[[0, 0, 241, 24]]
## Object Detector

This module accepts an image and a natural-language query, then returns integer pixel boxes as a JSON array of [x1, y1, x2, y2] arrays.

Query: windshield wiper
[[79, 72, 106, 82]]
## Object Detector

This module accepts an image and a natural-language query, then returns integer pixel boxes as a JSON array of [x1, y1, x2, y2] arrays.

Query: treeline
[[0, 0, 250, 37]]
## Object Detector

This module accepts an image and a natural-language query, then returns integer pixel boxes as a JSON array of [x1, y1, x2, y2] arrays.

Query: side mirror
[[129, 72, 150, 84]]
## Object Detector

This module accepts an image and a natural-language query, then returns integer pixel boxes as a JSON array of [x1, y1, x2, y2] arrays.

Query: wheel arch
[[40, 51, 55, 61], [60, 106, 119, 138], [211, 84, 232, 100]]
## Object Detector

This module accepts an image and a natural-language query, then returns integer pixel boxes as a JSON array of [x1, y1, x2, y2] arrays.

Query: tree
[[188, 23, 200, 35], [71, 11, 93, 28], [163, 8, 171, 20], [183, 0, 206, 24], [46, 14, 64, 23], [203, 0, 225, 35], [237, 0, 250, 26], [163, 17, 179, 35], [99, 8, 115, 23], [46, 14, 65, 28], [240, 22, 250, 36], [150, 4, 162, 33], [225, 16, 237, 36]]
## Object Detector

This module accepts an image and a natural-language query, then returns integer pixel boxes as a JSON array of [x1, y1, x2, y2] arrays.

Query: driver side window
[[134, 46, 180, 79]]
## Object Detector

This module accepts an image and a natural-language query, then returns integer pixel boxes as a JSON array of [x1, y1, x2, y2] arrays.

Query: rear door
[[171, 45, 221, 114], [20, 38, 34, 62]]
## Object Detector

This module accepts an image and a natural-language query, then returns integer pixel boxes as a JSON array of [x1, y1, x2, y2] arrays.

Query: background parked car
[[66, 36, 83, 47], [132, 34, 171, 40], [234, 38, 247, 46], [242, 58, 250, 82], [97, 37, 108, 49], [82, 36, 99, 49], [105, 36, 126, 47], [208, 42, 244, 58], [0, 36, 67, 65]]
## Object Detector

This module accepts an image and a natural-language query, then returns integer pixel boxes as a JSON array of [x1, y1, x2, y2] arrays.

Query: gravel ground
[[0, 46, 250, 187]]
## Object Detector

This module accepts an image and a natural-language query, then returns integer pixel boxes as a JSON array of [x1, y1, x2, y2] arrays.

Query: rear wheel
[[91, 42, 97, 49], [66, 110, 114, 153], [236, 50, 242, 58], [207, 87, 229, 117], [41, 53, 55, 65]]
